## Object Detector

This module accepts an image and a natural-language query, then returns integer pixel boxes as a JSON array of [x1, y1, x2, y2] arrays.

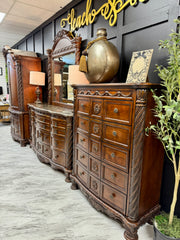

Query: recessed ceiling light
[[0, 12, 6, 23]]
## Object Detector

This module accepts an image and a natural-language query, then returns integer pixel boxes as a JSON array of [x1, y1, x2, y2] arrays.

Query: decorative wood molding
[[15, 59, 24, 111]]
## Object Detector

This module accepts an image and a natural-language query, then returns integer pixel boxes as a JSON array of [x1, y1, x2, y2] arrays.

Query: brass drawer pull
[[55, 155, 59, 159], [113, 131, 117, 137], [92, 180, 98, 190], [111, 173, 116, 180], [80, 103, 84, 108], [81, 121, 85, 126], [111, 152, 115, 158], [80, 171, 85, 176], [80, 138, 85, 143], [114, 108, 118, 113], [110, 193, 116, 199], [80, 154, 84, 159]]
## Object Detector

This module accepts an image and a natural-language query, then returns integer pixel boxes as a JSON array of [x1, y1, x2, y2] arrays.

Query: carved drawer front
[[52, 136, 65, 151], [37, 129, 50, 144], [76, 163, 88, 186], [36, 121, 50, 131], [52, 118, 66, 128], [91, 99, 103, 119], [89, 175, 100, 196], [101, 183, 126, 214], [36, 113, 50, 124], [52, 150, 66, 166], [52, 126, 66, 136], [101, 163, 128, 194], [77, 132, 89, 151], [76, 148, 88, 169], [89, 138, 101, 159], [77, 98, 90, 115], [102, 143, 129, 172], [42, 144, 51, 158], [89, 156, 101, 178], [103, 122, 131, 149], [104, 100, 133, 125], [90, 119, 102, 140], [77, 116, 89, 134]]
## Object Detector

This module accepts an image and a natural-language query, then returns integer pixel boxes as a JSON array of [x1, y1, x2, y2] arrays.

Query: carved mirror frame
[[47, 29, 81, 106]]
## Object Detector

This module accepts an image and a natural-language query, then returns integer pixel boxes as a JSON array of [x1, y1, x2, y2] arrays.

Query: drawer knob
[[94, 104, 101, 114], [113, 131, 117, 137], [111, 152, 115, 158], [55, 155, 59, 159], [81, 121, 84, 126], [80, 171, 84, 176], [110, 193, 116, 199], [93, 125, 99, 134], [92, 180, 98, 190], [114, 108, 118, 113], [111, 173, 116, 180], [80, 103, 84, 108], [80, 138, 85, 143], [80, 154, 84, 159]]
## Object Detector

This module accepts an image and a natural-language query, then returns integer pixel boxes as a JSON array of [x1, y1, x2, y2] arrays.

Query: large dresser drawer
[[101, 163, 128, 194], [77, 132, 89, 151], [103, 122, 131, 149], [104, 100, 133, 125], [77, 98, 90, 115], [76, 163, 88, 186], [52, 136, 65, 150], [102, 143, 129, 172], [36, 142, 51, 158], [101, 183, 126, 214], [76, 148, 88, 169], [52, 150, 66, 166], [77, 115, 89, 134]]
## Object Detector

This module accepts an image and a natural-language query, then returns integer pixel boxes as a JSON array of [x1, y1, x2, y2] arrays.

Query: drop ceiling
[[0, 0, 72, 51]]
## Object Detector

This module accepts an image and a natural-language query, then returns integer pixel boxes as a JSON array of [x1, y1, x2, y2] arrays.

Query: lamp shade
[[54, 73, 62, 86], [29, 71, 45, 86], [68, 65, 89, 85]]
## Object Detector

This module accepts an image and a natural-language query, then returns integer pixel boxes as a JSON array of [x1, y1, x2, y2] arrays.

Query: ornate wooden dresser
[[3, 47, 41, 146], [28, 104, 73, 182], [71, 83, 164, 240]]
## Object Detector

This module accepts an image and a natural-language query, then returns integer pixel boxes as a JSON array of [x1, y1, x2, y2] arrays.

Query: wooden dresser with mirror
[[29, 30, 81, 181]]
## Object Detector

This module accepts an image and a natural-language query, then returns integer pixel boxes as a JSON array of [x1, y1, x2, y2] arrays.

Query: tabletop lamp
[[54, 73, 62, 98], [68, 65, 89, 85], [29, 71, 45, 104]]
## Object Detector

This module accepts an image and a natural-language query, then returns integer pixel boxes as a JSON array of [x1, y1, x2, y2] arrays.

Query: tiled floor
[[0, 124, 153, 240]]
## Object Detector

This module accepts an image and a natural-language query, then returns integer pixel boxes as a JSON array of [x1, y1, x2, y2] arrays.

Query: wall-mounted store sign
[[61, 0, 147, 32]]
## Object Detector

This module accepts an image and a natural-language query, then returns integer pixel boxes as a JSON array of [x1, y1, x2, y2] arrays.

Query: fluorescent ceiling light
[[0, 12, 6, 23]]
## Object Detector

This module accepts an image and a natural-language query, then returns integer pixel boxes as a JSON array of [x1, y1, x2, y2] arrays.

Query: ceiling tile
[[0, 0, 15, 13]]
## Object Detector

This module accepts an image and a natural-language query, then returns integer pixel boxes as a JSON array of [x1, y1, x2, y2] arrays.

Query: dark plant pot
[[153, 225, 178, 240]]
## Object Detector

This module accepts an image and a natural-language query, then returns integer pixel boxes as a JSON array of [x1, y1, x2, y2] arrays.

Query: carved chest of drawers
[[71, 83, 164, 240], [28, 104, 73, 182]]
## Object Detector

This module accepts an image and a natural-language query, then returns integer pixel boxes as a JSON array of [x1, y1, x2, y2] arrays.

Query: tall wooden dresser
[[71, 83, 164, 240], [3, 47, 41, 146], [28, 104, 73, 182]]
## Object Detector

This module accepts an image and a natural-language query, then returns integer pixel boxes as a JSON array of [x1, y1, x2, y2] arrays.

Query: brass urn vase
[[86, 28, 120, 83]]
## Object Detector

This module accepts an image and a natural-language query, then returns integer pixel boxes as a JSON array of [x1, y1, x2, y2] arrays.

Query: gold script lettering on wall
[[61, 0, 147, 32]]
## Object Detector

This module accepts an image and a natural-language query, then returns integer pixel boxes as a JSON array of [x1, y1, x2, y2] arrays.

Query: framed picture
[[0, 67, 2, 76], [126, 49, 153, 83]]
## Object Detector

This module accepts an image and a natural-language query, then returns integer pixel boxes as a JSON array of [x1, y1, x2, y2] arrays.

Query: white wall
[[0, 52, 7, 98]]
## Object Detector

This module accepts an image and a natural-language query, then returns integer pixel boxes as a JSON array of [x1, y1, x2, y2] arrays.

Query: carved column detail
[[15, 58, 24, 111], [47, 49, 52, 105], [127, 89, 148, 220]]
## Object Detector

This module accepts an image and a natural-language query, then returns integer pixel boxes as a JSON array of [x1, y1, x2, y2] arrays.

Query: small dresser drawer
[[42, 144, 51, 158], [52, 150, 65, 166], [76, 163, 88, 186], [91, 99, 103, 119], [89, 175, 100, 196], [52, 126, 66, 136], [103, 122, 131, 149], [77, 116, 89, 134], [36, 121, 50, 131], [52, 136, 65, 150], [89, 156, 101, 178], [89, 138, 101, 159], [52, 118, 66, 128], [77, 98, 90, 115], [101, 183, 126, 214], [77, 132, 89, 151], [36, 113, 50, 124], [37, 129, 50, 145], [104, 100, 133, 125], [76, 148, 88, 169], [102, 143, 129, 172], [101, 163, 128, 194], [90, 119, 102, 140]]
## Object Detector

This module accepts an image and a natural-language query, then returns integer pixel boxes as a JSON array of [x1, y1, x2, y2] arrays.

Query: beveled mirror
[[47, 30, 81, 106]]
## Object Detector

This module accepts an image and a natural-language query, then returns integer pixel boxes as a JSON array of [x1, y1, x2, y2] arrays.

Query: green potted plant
[[146, 19, 180, 239]]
